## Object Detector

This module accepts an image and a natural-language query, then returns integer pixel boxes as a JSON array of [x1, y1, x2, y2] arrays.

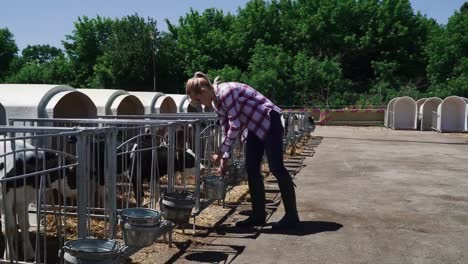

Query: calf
[[129, 136, 203, 207], [88, 138, 130, 207], [0, 136, 76, 261]]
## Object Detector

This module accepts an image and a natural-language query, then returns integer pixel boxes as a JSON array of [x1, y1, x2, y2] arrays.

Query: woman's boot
[[272, 181, 299, 229]]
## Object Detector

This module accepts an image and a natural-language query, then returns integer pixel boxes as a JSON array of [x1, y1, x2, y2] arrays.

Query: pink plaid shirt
[[213, 82, 281, 158]]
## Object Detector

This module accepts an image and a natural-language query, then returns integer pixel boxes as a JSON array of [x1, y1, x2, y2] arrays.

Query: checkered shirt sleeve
[[216, 82, 281, 158]]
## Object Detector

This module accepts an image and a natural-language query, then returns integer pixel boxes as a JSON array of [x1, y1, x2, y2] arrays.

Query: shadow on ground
[[261, 221, 343, 236], [212, 220, 343, 239], [183, 244, 245, 263], [185, 251, 229, 263]]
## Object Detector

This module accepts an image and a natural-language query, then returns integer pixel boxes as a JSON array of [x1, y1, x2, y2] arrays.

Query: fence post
[[194, 121, 201, 213], [106, 127, 118, 238], [76, 130, 88, 238]]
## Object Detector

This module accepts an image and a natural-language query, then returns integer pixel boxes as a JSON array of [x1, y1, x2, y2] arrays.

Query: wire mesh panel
[[282, 112, 300, 148], [9, 118, 177, 208], [9, 115, 246, 234], [280, 110, 313, 154], [98, 114, 221, 214], [0, 126, 115, 264], [9, 118, 209, 216]]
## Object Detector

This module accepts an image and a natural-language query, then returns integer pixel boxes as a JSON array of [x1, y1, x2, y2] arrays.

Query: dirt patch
[[126, 184, 249, 263]]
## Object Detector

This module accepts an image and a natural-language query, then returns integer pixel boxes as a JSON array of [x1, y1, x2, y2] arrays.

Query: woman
[[186, 72, 299, 229]]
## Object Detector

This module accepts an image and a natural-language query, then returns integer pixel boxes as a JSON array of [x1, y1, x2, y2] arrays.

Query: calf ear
[[0, 162, 4, 171]]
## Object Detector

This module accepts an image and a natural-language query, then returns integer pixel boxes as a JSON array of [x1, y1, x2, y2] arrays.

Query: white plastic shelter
[[419, 97, 442, 131], [435, 96, 466, 132], [385, 97, 400, 128], [166, 94, 190, 113], [129, 92, 177, 113], [78, 89, 144, 116], [416, 98, 427, 111], [392, 96, 417, 130], [415, 98, 427, 129], [0, 102, 6, 125], [0, 84, 97, 119], [462, 97, 468, 132]]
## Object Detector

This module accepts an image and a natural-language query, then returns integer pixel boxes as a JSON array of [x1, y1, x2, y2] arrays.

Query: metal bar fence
[[0, 126, 115, 264]]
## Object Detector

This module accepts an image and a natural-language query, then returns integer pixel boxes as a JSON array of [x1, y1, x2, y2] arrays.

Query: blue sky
[[0, 0, 465, 51]]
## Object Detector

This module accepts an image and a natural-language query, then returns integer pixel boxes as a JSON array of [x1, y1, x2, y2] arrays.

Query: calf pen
[[0, 126, 118, 263], [98, 114, 248, 213], [2, 109, 312, 263], [8, 116, 238, 254], [4, 119, 189, 263]]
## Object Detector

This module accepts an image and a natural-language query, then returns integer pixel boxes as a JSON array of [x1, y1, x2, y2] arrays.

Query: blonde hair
[[186, 72, 220, 95]]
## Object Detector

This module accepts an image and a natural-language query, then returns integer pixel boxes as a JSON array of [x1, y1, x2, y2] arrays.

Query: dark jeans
[[245, 110, 297, 218]]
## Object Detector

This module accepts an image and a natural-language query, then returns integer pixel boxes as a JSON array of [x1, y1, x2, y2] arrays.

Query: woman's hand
[[211, 154, 221, 166], [217, 158, 228, 176], [212, 154, 228, 176]]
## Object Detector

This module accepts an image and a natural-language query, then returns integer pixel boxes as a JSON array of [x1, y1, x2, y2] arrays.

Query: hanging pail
[[203, 175, 227, 200], [120, 208, 162, 226], [226, 161, 247, 185], [161, 191, 195, 226], [62, 238, 120, 264], [120, 208, 163, 248]]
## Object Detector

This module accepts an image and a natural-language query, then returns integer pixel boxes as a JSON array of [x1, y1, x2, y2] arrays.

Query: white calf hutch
[[434, 96, 466, 132], [420, 97, 442, 131], [463, 97, 468, 132], [391, 96, 417, 130], [129, 92, 177, 114], [415, 98, 427, 129], [78, 89, 145, 116], [385, 97, 399, 128], [0, 84, 97, 119], [0, 103, 6, 125], [166, 94, 190, 113]]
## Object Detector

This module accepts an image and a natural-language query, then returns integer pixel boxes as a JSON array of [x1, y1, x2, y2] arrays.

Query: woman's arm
[[218, 87, 242, 158]]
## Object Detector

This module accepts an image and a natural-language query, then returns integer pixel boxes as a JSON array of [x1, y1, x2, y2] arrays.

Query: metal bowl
[[161, 191, 195, 209], [226, 162, 247, 185], [203, 175, 227, 200], [161, 191, 195, 226], [121, 223, 162, 248], [62, 238, 120, 263], [120, 208, 162, 227]]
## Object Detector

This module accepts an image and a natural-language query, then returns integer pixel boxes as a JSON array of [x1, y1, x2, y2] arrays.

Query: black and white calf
[[0, 136, 76, 261], [129, 135, 203, 207]]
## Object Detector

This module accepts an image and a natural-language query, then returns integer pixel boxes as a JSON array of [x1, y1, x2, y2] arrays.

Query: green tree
[[292, 53, 345, 107], [21, 44, 63, 64], [63, 16, 113, 87], [426, 4, 468, 97], [0, 28, 18, 80], [154, 31, 185, 93], [91, 15, 157, 90], [6, 55, 73, 84], [230, 0, 284, 69], [245, 42, 293, 104], [208, 65, 246, 83], [167, 8, 235, 76]]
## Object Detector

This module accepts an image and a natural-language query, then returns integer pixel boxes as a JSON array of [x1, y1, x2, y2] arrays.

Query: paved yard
[[180, 126, 468, 264]]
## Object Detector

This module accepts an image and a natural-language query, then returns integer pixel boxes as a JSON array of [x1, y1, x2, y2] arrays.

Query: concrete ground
[[178, 126, 468, 264]]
